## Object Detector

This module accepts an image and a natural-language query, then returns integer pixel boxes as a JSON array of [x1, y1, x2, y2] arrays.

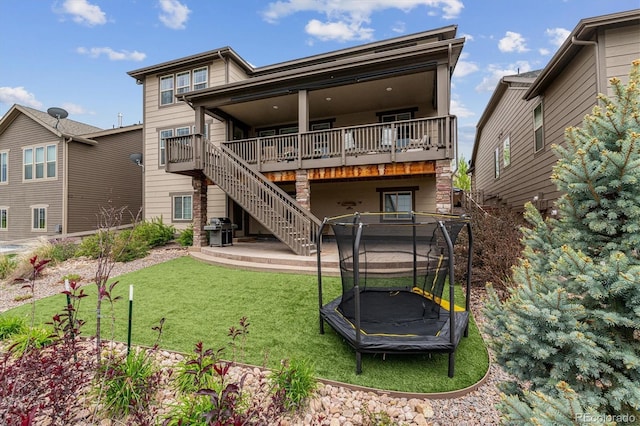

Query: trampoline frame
[[317, 212, 473, 377]]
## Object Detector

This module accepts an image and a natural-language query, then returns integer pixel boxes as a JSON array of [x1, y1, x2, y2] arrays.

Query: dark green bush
[[133, 217, 175, 248], [76, 229, 149, 262], [112, 229, 149, 263], [49, 239, 79, 263], [177, 225, 193, 247]]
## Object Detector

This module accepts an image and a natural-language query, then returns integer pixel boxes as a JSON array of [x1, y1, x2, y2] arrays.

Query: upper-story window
[[160, 75, 174, 105], [176, 71, 190, 95], [24, 144, 56, 181], [0, 151, 7, 184], [193, 67, 207, 90], [160, 66, 209, 105], [0, 207, 7, 230], [533, 102, 544, 152]]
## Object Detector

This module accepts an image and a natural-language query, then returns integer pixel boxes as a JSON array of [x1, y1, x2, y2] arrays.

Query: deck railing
[[223, 116, 456, 169]]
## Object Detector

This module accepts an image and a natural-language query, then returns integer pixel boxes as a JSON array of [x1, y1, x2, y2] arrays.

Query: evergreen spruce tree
[[484, 61, 640, 424]]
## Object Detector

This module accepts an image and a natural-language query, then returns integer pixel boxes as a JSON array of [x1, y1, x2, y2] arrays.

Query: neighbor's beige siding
[[66, 127, 143, 233], [603, 24, 640, 91], [0, 113, 63, 240]]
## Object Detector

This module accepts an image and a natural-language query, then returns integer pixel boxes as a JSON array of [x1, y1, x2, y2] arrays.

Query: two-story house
[[470, 9, 640, 213], [128, 26, 464, 255], [0, 104, 143, 241]]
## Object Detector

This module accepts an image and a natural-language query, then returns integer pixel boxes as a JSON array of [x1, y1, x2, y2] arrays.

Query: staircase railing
[[203, 140, 322, 256]]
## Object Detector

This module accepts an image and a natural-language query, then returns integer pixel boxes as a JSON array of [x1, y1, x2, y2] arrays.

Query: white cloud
[[77, 47, 146, 61], [475, 61, 532, 92], [61, 102, 94, 115], [158, 0, 191, 30], [460, 32, 474, 42], [453, 52, 479, 77], [498, 31, 529, 53], [305, 19, 373, 42], [451, 98, 474, 118], [539, 48, 550, 56], [60, 0, 106, 26], [545, 27, 570, 47], [262, 0, 464, 42], [391, 21, 406, 34], [0, 87, 43, 109]]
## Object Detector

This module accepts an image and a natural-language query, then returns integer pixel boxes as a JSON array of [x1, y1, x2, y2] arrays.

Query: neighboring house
[[0, 105, 143, 241], [470, 9, 640, 214], [128, 26, 464, 255]]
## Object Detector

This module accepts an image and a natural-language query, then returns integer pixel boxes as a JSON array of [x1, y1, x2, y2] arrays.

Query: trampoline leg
[[448, 352, 455, 378], [464, 323, 469, 338], [319, 317, 325, 334], [356, 352, 362, 375]]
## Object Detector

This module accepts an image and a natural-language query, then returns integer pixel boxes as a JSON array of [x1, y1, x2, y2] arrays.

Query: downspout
[[217, 50, 229, 84], [571, 36, 601, 95], [62, 136, 73, 237]]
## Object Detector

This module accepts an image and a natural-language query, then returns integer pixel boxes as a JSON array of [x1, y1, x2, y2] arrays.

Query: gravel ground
[[0, 245, 508, 425]]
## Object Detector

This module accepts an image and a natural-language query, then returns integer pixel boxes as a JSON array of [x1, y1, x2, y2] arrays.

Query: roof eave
[[524, 9, 640, 100]]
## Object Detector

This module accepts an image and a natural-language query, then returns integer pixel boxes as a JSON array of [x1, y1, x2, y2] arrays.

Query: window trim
[[31, 204, 48, 232], [23, 144, 57, 181], [171, 193, 193, 222], [0, 206, 8, 231], [160, 75, 175, 106], [0, 150, 8, 184], [160, 66, 209, 106], [533, 102, 544, 153], [494, 147, 500, 179]]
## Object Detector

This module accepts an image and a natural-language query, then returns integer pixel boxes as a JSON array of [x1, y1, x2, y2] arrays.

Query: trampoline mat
[[338, 289, 447, 336]]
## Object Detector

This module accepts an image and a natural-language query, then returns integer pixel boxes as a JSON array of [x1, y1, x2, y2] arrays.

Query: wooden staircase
[[202, 141, 321, 256]]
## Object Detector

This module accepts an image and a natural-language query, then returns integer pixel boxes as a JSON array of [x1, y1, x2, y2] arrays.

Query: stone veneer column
[[192, 174, 208, 248], [435, 159, 452, 214], [295, 169, 310, 210]]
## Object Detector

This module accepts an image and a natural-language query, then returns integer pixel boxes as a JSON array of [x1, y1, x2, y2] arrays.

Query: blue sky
[[1, 0, 638, 161]]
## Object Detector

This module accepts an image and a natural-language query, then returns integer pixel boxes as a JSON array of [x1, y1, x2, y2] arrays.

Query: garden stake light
[[127, 284, 133, 355]]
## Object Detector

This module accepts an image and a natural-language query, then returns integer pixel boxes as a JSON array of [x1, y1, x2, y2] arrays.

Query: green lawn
[[2, 256, 489, 393]]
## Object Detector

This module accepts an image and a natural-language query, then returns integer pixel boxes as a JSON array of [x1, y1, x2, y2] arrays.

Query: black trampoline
[[316, 212, 473, 377]]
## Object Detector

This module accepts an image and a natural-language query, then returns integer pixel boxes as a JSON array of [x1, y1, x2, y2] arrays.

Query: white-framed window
[[159, 129, 173, 166], [533, 103, 544, 152], [160, 75, 174, 105], [0, 207, 7, 230], [176, 71, 190, 95], [24, 144, 56, 181], [172, 194, 192, 221], [193, 67, 207, 90], [160, 66, 208, 105], [0, 151, 8, 184], [494, 147, 500, 179], [382, 190, 413, 220], [503, 135, 511, 167], [31, 205, 47, 231]]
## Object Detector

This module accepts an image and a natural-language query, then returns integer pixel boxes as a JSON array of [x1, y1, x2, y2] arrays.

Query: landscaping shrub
[[133, 217, 175, 248], [0, 315, 27, 340], [177, 225, 194, 247], [48, 239, 79, 263], [0, 254, 17, 279], [455, 202, 526, 296], [96, 348, 163, 419], [269, 358, 317, 412], [8, 326, 55, 356], [77, 229, 149, 263]]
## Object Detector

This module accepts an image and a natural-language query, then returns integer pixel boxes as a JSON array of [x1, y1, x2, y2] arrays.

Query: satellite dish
[[47, 107, 68, 129], [47, 107, 68, 119]]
